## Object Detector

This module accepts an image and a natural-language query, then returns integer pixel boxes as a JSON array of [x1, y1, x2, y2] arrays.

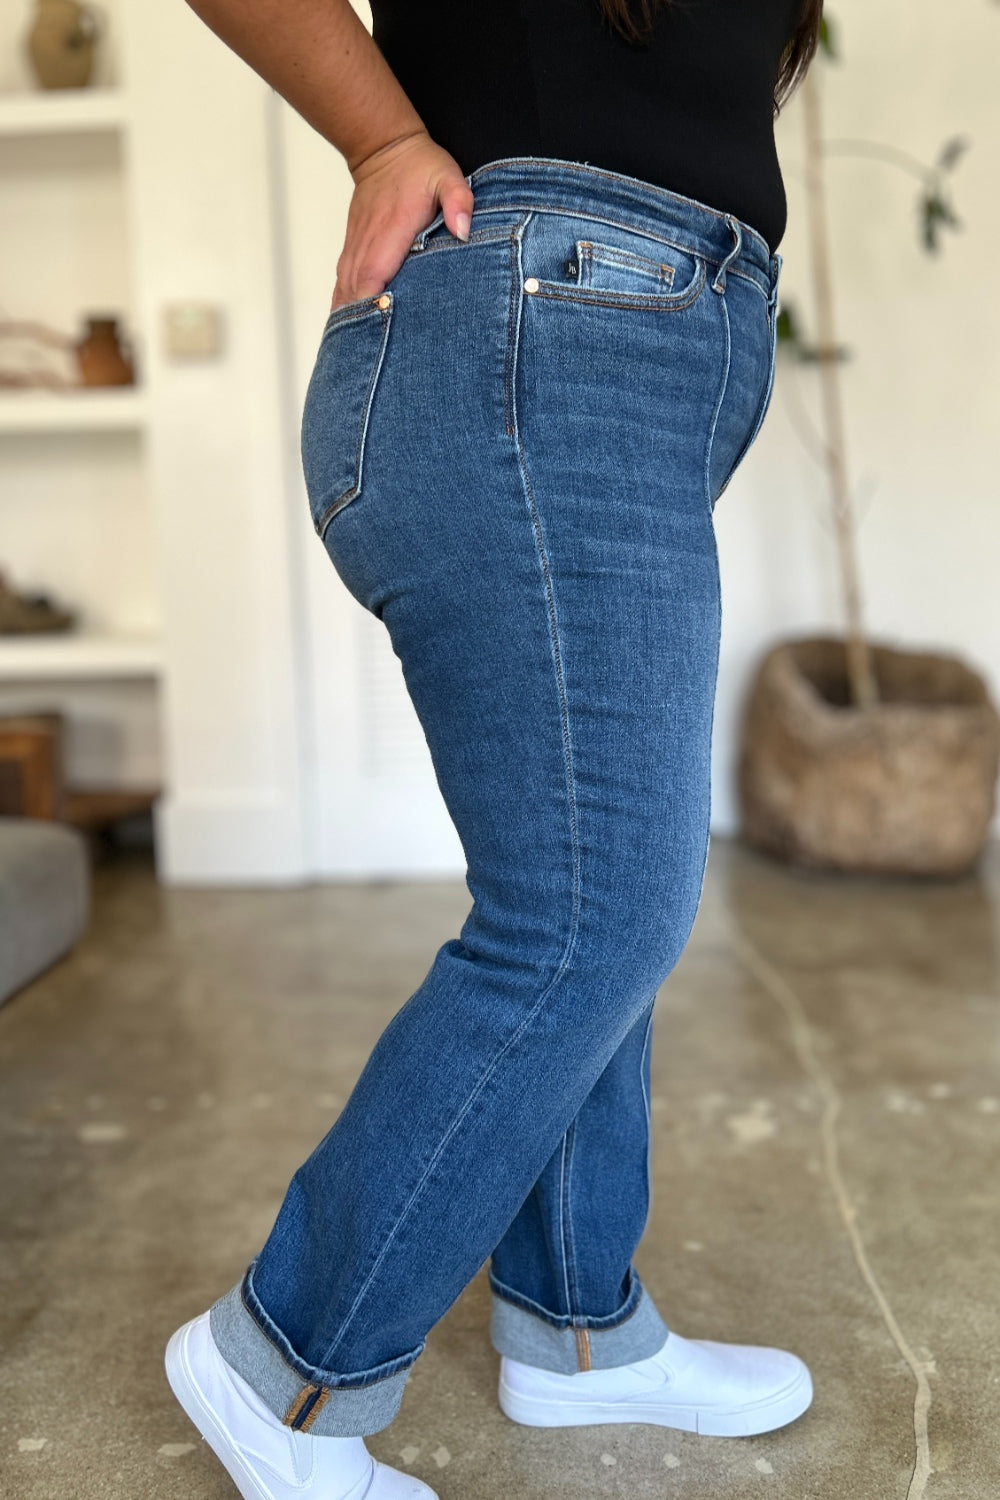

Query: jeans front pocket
[[301, 292, 395, 539]]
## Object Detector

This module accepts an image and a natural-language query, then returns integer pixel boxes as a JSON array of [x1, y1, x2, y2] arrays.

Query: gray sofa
[[0, 817, 90, 1006]]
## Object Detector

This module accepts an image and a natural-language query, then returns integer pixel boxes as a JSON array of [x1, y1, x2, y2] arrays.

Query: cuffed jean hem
[[488, 1272, 669, 1375], [208, 1272, 421, 1437]]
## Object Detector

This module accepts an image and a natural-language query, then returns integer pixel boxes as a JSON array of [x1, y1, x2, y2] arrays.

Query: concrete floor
[[1, 836, 999, 1500]]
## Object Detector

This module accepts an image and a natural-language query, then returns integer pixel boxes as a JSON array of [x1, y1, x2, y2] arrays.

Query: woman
[[165, 2, 823, 1496]]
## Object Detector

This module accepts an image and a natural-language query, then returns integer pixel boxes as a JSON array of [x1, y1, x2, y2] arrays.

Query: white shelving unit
[[0, 631, 162, 681], [0, 388, 148, 434], [0, 60, 165, 806], [0, 87, 128, 136]]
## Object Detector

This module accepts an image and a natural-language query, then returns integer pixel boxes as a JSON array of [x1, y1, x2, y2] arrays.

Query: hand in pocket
[[331, 131, 474, 311]]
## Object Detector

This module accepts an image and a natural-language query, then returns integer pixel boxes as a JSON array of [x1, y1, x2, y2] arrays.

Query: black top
[[370, 0, 802, 254]]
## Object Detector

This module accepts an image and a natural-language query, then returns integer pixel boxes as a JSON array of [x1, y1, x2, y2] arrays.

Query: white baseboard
[[154, 790, 307, 885]]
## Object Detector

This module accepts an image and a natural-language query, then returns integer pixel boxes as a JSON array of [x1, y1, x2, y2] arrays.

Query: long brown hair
[[596, 0, 824, 113]]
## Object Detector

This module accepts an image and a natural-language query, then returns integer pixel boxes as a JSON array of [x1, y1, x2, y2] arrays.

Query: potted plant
[[738, 14, 1000, 877]]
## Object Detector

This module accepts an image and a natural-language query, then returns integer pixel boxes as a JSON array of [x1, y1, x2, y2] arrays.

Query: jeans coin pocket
[[528, 232, 706, 312], [576, 240, 676, 293], [301, 293, 394, 539]]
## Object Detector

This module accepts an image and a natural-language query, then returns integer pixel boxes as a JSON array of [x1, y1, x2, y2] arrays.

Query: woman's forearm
[[182, 0, 428, 176]]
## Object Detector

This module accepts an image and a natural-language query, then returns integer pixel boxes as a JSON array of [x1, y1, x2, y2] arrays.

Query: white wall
[[712, 0, 1000, 834]]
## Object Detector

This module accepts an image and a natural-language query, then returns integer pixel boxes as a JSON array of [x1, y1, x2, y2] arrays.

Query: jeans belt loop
[[712, 214, 742, 294]]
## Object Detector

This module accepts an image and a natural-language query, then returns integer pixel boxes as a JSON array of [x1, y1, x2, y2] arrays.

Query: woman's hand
[[179, 2, 459, 311], [331, 130, 475, 311]]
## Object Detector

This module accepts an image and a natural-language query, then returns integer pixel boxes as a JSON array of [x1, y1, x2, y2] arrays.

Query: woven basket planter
[[738, 636, 1000, 876]]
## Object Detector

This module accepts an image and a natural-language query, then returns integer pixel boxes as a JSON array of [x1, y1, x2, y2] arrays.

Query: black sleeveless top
[[370, 0, 801, 254]]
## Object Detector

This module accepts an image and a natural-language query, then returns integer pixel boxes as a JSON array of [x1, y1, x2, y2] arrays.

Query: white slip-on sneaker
[[498, 1330, 813, 1437], [165, 1312, 437, 1500]]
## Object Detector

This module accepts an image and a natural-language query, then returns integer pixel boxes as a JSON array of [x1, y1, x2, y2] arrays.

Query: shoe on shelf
[[0, 569, 76, 635], [498, 1330, 813, 1437], [165, 1312, 437, 1500]]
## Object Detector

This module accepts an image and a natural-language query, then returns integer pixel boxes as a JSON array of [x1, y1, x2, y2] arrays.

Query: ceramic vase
[[75, 317, 135, 387], [26, 0, 99, 91]]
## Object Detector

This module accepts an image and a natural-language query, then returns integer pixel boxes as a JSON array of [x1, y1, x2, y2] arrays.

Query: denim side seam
[[704, 280, 733, 513], [557, 1122, 581, 1315], [508, 219, 582, 966], [489, 1270, 669, 1374], [208, 1268, 423, 1438], [637, 1002, 657, 1229]]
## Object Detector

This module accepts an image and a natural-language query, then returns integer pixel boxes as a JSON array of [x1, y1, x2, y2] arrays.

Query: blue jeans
[[210, 155, 782, 1437]]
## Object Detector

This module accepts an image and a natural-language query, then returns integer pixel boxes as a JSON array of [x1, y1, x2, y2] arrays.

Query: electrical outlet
[[163, 303, 224, 359]]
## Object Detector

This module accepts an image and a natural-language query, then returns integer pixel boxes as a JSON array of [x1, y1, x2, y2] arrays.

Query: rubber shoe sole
[[498, 1348, 813, 1437]]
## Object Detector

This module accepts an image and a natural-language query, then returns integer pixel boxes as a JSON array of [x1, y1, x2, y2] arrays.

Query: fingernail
[[456, 211, 471, 242]]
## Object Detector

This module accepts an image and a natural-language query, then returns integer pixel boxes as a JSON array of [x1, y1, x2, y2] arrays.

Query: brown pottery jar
[[75, 317, 135, 387], [26, 0, 99, 91]]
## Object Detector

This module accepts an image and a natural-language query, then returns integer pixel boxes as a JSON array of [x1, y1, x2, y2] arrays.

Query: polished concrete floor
[[1, 836, 998, 1500]]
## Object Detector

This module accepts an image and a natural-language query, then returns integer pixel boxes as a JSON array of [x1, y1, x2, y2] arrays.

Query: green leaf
[[936, 136, 970, 172], [819, 14, 840, 61], [920, 191, 963, 253], [776, 303, 804, 353]]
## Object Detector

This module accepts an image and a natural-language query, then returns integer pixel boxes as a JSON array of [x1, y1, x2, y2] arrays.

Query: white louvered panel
[[355, 608, 436, 781]]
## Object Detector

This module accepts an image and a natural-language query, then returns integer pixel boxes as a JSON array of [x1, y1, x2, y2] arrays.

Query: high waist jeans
[[211, 156, 782, 1437]]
